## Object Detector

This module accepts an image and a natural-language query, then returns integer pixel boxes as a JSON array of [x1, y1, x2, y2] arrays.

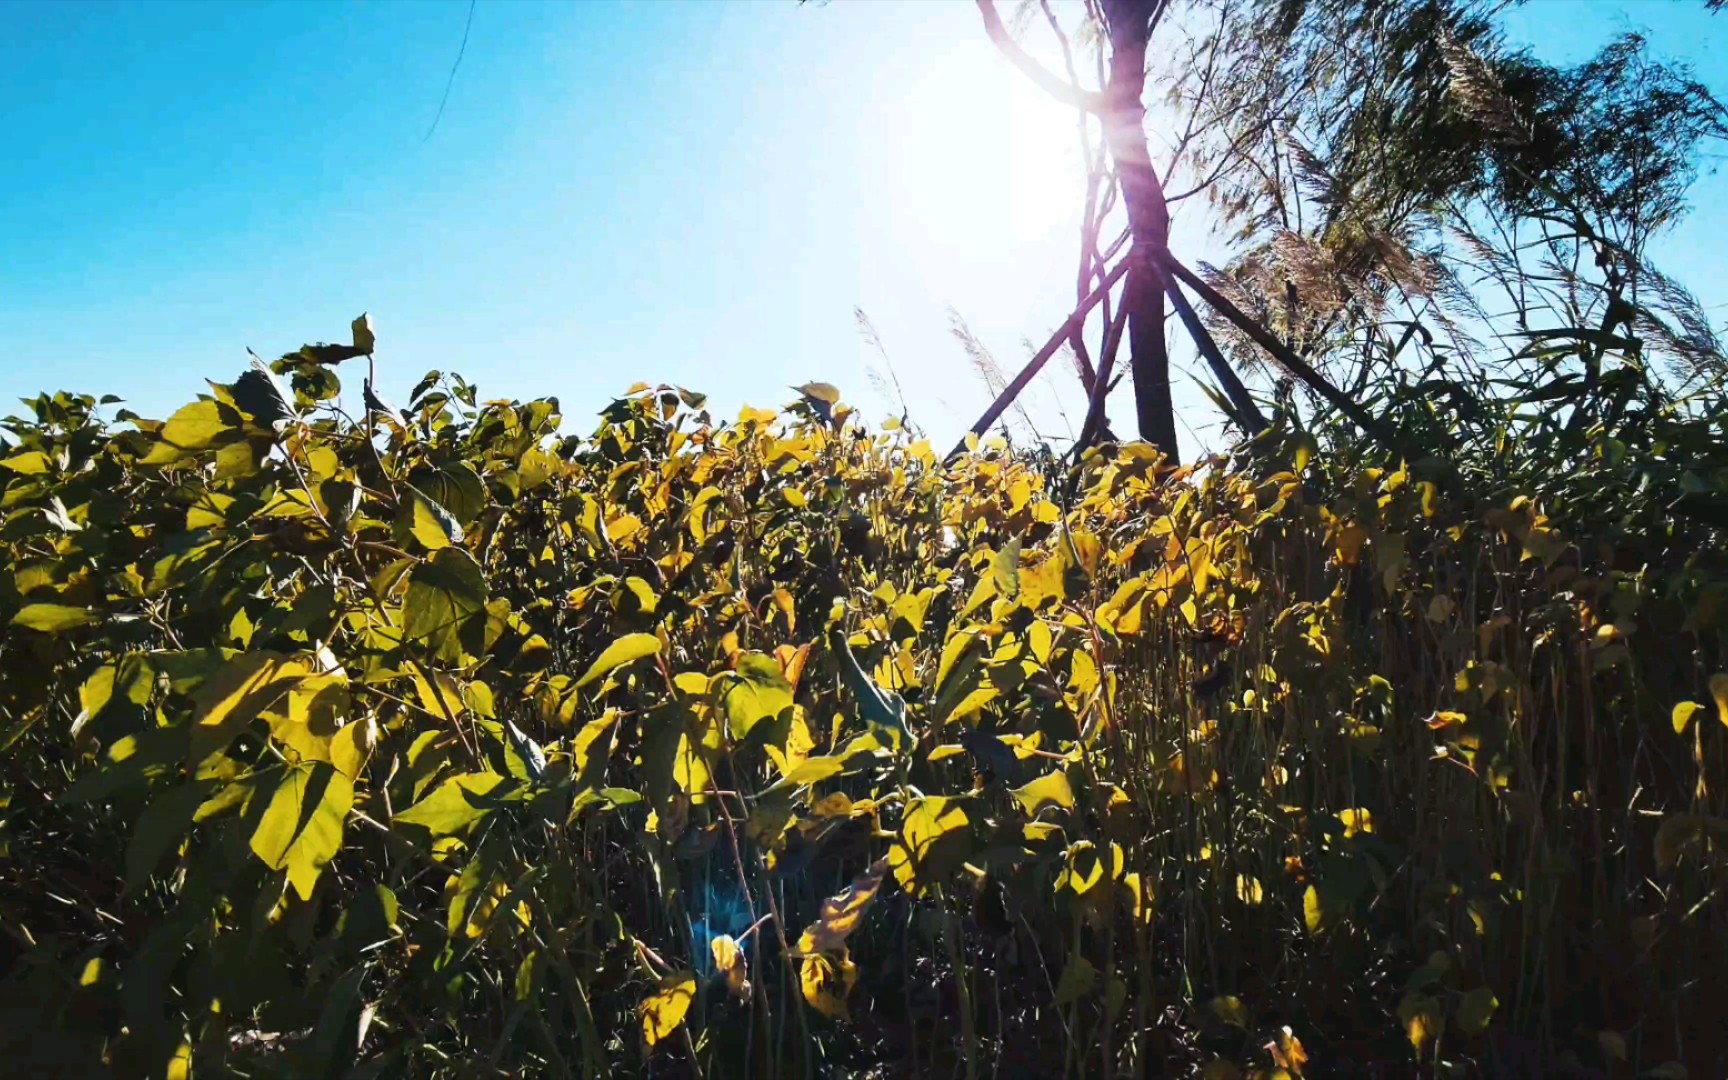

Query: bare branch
[[975, 0, 1106, 113], [947, 257, 1130, 461]]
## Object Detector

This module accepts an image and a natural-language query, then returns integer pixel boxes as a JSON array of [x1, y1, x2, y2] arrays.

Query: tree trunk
[[1099, 0, 1180, 463]]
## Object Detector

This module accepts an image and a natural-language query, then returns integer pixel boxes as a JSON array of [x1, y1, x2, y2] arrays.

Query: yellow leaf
[[329, 715, 376, 780], [799, 950, 857, 1019], [1303, 885, 1324, 933], [575, 633, 662, 689], [1400, 993, 1442, 1058], [887, 796, 970, 895], [1335, 523, 1368, 566], [407, 486, 462, 550], [192, 652, 323, 760], [1121, 871, 1154, 924], [1235, 874, 1264, 905], [796, 858, 887, 954], [167, 1038, 193, 1080], [639, 971, 697, 1046], [394, 772, 508, 837], [1009, 770, 1074, 815], [1654, 812, 1728, 871], [412, 669, 465, 721], [1598, 1030, 1628, 1061], [250, 764, 353, 901], [775, 755, 845, 788], [1338, 808, 1373, 837], [710, 934, 751, 1000], [1712, 674, 1728, 729], [1056, 840, 1107, 895], [1673, 701, 1703, 734]]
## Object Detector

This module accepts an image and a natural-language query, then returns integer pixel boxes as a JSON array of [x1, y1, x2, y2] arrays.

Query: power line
[[424, 0, 478, 143]]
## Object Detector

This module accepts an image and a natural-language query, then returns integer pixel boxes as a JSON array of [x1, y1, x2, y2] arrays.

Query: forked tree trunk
[[1099, 0, 1179, 463]]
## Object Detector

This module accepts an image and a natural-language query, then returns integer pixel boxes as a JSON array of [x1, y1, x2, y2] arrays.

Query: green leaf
[[724, 652, 795, 739], [573, 632, 661, 689], [10, 603, 98, 632], [125, 783, 209, 893], [1010, 770, 1075, 815], [405, 485, 463, 549], [992, 537, 1023, 600], [141, 399, 239, 463], [352, 312, 376, 354], [1209, 994, 1249, 1029], [1054, 956, 1097, 1005], [1455, 986, 1498, 1036], [833, 634, 908, 741], [403, 548, 488, 662], [250, 763, 354, 901], [393, 772, 509, 837], [233, 353, 297, 431], [795, 381, 841, 405], [411, 462, 487, 525]]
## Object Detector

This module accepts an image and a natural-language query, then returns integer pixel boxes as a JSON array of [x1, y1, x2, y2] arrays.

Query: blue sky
[[1, 0, 1722, 450]]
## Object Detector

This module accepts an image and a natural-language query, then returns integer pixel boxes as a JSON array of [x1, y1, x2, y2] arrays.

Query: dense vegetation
[[1, 308, 1725, 1077], [6, 1, 1728, 1076]]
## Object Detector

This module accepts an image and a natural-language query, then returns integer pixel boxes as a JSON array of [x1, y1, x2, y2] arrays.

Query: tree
[[966, 0, 1725, 467], [976, 0, 1182, 461]]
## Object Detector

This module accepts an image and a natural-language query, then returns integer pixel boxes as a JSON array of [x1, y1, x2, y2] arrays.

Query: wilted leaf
[[796, 859, 887, 954], [799, 950, 857, 1019], [833, 634, 908, 742], [710, 934, 750, 999]]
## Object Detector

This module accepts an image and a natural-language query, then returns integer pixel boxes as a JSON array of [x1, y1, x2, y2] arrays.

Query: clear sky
[[1, 0, 1722, 451]]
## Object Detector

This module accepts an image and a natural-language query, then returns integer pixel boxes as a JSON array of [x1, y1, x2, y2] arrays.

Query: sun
[[878, 40, 1088, 253]]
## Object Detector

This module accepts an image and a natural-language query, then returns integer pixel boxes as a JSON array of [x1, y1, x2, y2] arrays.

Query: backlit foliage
[[2, 330, 1726, 1076]]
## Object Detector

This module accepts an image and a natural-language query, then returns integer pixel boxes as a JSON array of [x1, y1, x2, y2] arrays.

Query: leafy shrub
[[2, 325, 1726, 1077]]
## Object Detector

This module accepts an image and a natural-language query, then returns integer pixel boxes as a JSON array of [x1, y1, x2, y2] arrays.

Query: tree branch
[[975, 0, 1106, 113], [1165, 275, 1268, 436], [947, 258, 1130, 462], [1162, 253, 1405, 456]]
